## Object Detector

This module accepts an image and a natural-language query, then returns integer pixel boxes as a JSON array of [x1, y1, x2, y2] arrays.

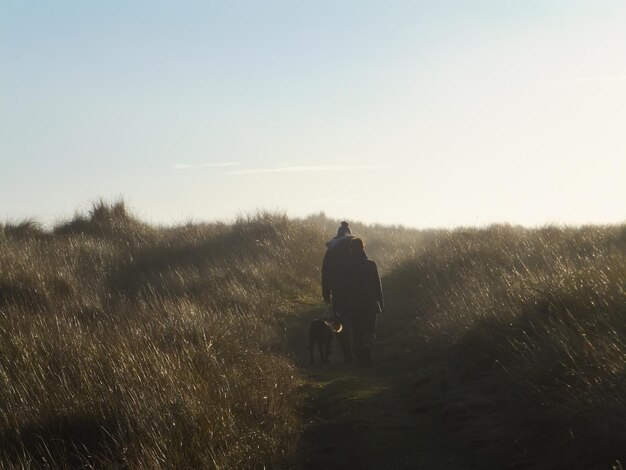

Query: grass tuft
[[4, 218, 47, 240], [54, 199, 155, 243]]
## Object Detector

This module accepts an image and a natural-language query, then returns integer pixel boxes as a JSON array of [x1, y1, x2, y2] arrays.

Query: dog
[[308, 316, 343, 365]]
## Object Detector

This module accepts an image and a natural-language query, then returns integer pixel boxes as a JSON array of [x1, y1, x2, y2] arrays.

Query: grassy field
[[295, 225, 626, 469], [1, 201, 624, 468]]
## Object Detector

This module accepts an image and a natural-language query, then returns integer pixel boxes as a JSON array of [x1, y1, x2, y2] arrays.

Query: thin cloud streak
[[174, 162, 240, 170], [535, 74, 626, 86], [226, 165, 385, 175], [312, 197, 352, 204]]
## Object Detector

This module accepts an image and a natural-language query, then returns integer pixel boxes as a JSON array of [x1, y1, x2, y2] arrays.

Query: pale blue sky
[[2, 1, 625, 228]]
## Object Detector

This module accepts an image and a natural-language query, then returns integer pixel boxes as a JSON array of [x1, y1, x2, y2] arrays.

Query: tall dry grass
[[0, 202, 332, 468], [385, 224, 626, 468], [2, 202, 625, 468]]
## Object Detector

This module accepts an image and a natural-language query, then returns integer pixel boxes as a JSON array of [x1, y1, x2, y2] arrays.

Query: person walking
[[343, 237, 384, 367], [321, 221, 355, 361]]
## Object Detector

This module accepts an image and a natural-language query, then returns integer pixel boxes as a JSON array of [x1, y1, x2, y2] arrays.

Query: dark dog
[[308, 318, 342, 365]]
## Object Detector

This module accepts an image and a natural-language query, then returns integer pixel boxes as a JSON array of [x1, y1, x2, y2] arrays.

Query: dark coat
[[343, 253, 383, 319], [321, 236, 353, 313]]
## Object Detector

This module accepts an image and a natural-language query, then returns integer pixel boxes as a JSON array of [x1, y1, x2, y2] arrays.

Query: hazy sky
[[2, 1, 625, 228]]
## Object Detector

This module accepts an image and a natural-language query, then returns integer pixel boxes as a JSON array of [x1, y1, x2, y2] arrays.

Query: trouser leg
[[351, 317, 366, 364], [337, 315, 354, 362], [360, 313, 378, 366]]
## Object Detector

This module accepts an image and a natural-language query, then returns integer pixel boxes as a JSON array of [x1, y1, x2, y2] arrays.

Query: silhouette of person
[[343, 237, 383, 367], [321, 221, 355, 361]]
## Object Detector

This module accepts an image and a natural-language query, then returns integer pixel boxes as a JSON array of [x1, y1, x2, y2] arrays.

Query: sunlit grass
[[0, 202, 318, 468]]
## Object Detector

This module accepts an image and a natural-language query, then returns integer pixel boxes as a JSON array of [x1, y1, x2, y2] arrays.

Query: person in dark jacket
[[321, 221, 355, 361], [343, 237, 384, 367]]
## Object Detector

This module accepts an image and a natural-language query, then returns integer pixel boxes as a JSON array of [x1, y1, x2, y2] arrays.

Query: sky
[[2, 1, 625, 228]]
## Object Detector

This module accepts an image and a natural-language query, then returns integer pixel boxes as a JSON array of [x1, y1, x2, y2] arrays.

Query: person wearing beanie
[[321, 221, 355, 361], [336, 221, 352, 238]]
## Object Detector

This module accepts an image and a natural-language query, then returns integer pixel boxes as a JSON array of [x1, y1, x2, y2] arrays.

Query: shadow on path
[[284, 306, 467, 470]]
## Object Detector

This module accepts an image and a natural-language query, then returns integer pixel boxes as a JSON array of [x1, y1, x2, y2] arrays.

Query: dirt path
[[285, 305, 467, 470]]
